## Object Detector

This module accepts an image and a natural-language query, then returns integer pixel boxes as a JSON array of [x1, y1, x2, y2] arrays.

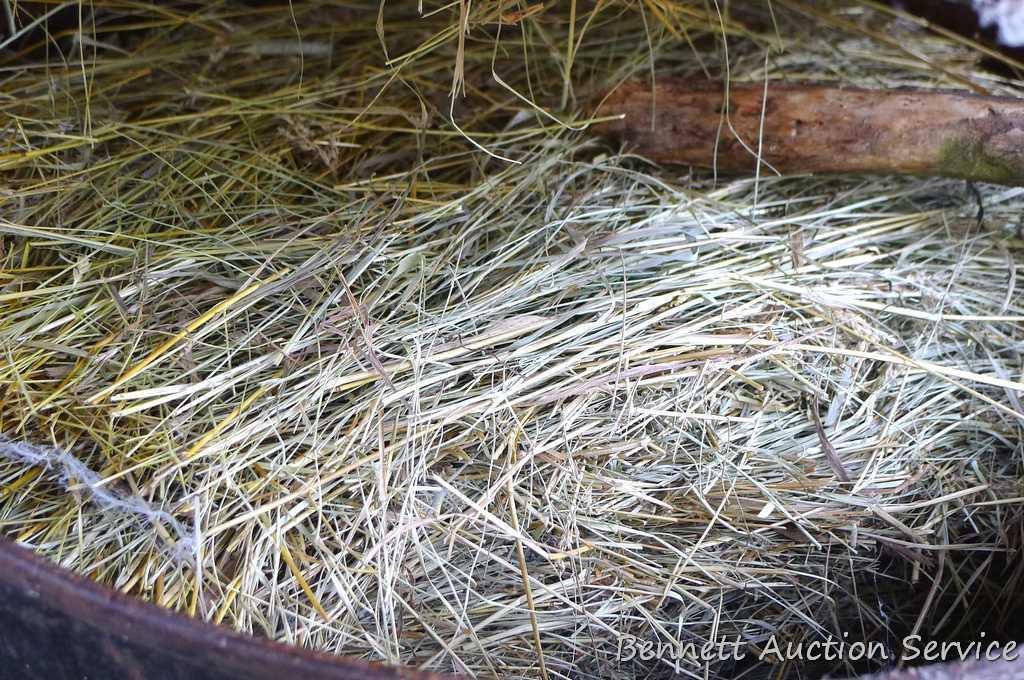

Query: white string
[[0, 434, 197, 565]]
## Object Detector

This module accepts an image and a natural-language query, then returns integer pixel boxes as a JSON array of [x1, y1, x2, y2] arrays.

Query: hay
[[2, 2, 1023, 678]]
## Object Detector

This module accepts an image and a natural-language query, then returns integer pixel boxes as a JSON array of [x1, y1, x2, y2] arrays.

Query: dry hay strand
[[2, 2, 1024, 679]]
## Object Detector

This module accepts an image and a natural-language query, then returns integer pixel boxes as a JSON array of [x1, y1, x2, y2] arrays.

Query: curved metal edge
[[0, 537, 453, 680]]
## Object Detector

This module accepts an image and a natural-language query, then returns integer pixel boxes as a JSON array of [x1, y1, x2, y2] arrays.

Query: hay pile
[[2, 2, 1023, 678]]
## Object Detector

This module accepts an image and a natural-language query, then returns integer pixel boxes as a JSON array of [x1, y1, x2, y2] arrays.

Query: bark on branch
[[594, 81, 1024, 186]]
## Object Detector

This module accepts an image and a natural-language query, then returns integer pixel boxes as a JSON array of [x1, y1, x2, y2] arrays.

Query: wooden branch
[[594, 81, 1024, 186]]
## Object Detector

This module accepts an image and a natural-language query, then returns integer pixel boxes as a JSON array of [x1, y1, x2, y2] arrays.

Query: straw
[[1, 1, 1022, 678]]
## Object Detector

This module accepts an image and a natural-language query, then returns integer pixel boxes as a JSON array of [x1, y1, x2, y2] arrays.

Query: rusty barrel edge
[[0, 537, 450, 680]]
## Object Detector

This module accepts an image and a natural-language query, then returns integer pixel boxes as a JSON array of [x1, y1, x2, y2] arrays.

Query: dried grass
[[2, 2, 1024, 679]]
